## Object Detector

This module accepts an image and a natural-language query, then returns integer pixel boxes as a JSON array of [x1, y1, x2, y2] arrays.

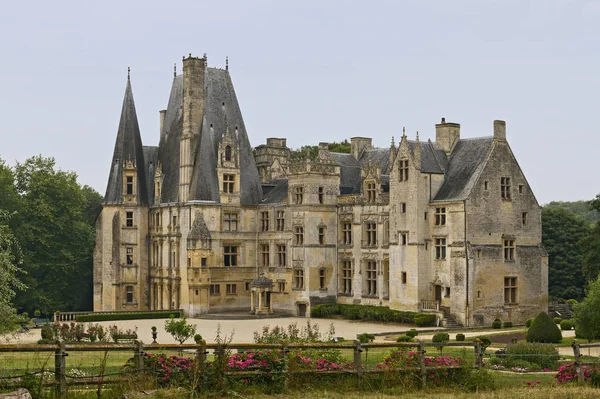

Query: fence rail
[[53, 309, 184, 322]]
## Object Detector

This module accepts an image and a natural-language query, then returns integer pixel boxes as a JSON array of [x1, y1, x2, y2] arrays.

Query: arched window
[[225, 145, 232, 161]]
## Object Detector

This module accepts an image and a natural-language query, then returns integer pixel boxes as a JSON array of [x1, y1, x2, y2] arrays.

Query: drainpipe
[[463, 199, 470, 328]]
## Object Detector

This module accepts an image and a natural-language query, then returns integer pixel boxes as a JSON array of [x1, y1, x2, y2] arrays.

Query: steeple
[[104, 72, 148, 205]]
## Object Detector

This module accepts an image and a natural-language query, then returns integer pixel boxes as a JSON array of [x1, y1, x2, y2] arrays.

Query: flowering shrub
[[123, 353, 195, 386], [108, 325, 138, 342], [554, 362, 591, 384], [523, 379, 541, 388]]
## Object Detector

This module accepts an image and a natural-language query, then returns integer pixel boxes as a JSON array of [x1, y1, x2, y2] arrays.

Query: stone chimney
[[159, 109, 167, 139], [493, 120, 506, 141], [435, 117, 461, 156], [350, 137, 372, 159], [182, 54, 207, 139]]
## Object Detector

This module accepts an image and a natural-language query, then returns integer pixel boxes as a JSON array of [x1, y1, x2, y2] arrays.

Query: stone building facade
[[93, 54, 548, 326]]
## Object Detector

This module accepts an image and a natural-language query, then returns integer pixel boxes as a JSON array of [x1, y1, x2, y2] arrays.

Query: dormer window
[[399, 159, 409, 182], [225, 145, 232, 161], [366, 182, 376, 203], [223, 174, 235, 193], [126, 176, 134, 195]]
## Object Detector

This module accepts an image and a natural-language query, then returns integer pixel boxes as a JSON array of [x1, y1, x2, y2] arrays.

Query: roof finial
[[127, 66, 130, 80], [226, 56, 229, 71], [416, 131, 420, 142], [391, 136, 395, 147], [174, 63, 176, 77], [402, 126, 406, 138]]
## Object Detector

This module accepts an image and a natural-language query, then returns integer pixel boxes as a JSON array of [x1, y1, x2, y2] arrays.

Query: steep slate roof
[[143, 146, 158, 204], [433, 137, 494, 201], [408, 140, 448, 174], [104, 77, 149, 205], [261, 178, 288, 204], [330, 152, 361, 194], [189, 214, 211, 240], [189, 68, 263, 205]]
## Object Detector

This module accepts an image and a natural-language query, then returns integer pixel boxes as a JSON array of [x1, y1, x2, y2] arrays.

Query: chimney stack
[[159, 109, 167, 139], [435, 117, 460, 156], [493, 120, 506, 141]]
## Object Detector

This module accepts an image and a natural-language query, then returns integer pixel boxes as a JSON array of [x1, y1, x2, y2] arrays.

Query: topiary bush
[[310, 304, 417, 324], [476, 336, 492, 351], [76, 311, 181, 322], [41, 324, 54, 340], [492, 319, 502, 329], [406, 329, 418, 338], [396, 335, 412, 342], [553, 317, 562, 325], [525, 318, 533, 328], [566, 299, 578, 306], [560, 320, 573, 331], [504, 342, 559, 369], [526, 312, 562, 343], [503, 321, 513, 328], [414, 313, 436, 327], [456, 333, 465, 342], [432, 332, 450, 352], [357, 333, 375, 344]]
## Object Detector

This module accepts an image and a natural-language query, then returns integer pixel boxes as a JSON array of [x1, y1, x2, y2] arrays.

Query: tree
[[164, 316, 197, 344], [525, 312, 562, 343], [0, 211, 25, 336], [573, 276, 600, 342], [581, 194, 600, 284], [544, 200, 600, 226], [290, 141, 352, 161], [542, 208, 588, 300]]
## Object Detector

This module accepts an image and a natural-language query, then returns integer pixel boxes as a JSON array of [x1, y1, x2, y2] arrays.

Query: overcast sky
[[0, 0, 598, 204]]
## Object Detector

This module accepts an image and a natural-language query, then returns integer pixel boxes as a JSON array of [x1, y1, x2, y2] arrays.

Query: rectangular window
[[435, 207, 446, 226], [522, 212, 528, 226], [294, 226, 304, 245], [260, 244, 270, 267], [278, 281, 286, 292], [400, 203, 406, 213], [226, 284, 237, 294], [126, 247, 133, 265], [172, 215, 177, 227], [341, 223, 351, 245], [484, 181, 488, 191], [224, 246, 238, 266], [504, 239, 515, 261], [399, 159, 409, 182], [341, 261, 352, 294], [223, 212, 238, 231], [366, 261, 377, 296], [318, 227, 325, 244], [519, 185, 524, 194], [401, 233, 408, 245], [245, 282, 250, 291], [223, 174, 235, 193], [294, 268, 304, 289], [424, 212, 428, 220], [319, 269, 326, 289], [187, 256, 191, 267], [260, 211, 269, 232], [318, 186, 324, 204], [210, 284, 220, 296], [401, 272, 407, 284], [435, 238, 447, 260], [126, 285, 133, 303], [294, 186, 304, 204], [504, 277, 517, 304], [126, 211, 134, 227], [277, 244, 286, 266], [276, 211, 285, 231], [445, 287, 451, 297], [365, 222, 377, 246], [501, 177, 511, 200], [366, 182, 376, 203], [126, 175, 134, 195], [201, 257, 207, 267]]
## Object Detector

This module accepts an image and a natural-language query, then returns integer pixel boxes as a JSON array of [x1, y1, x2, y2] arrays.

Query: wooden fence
[[572, 341, 600, 383]]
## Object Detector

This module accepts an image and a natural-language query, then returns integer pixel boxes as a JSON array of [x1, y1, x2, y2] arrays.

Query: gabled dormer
[[361, 161, 382, 204], [217, 126, 241, 205], [153, 162, 163, 205], [122, 158, 138, 204]]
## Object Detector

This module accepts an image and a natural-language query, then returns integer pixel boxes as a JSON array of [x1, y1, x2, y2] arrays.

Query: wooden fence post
[[353, 340, 363, 384], [134, 341, 145, 372], [474, 340, 483, 368], [195, 341, 207, 391], [282, 343, 289, 389], [418, 339, 426, 389], [572, 340, 584, 383], [54, 341, 67, 397]]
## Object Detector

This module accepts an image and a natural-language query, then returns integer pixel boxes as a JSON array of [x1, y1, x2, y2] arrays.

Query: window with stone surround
[[201, 257, 207, 267], [435, 207, 446, 226], [294, 186, 304, 204], [399, 159, 409, 182], [434, 237, 447, 260], [225, 145, 232, 161], [501, 177, 511, 200], [400, 203, 406, 213], [210, 284, 220, 296], [277, 244, 286, 266], [223, 212, 238, 231], [364, 261, 377, 296], [504, 277, 517, 304], [226, 283, 237, 294], [401, 233, 408, 245], [126, 247, 133, 265], [260, 244, 270, 267], [293, 268, 304, 289], [278, 281, 286, 292], [224, 246, 238, 266], [340, 260, 352, 294], [126, 285, 134, 303], [318, 186, 324, 204], [401, 272, 407, 284], [366, 182, 376, 203], [276, 211, 285, 231], [504, 239, 515, 261], [364, 222, 377, 247], [294, 226, 304, 245], [126, 211, 134, 227], [318, 226, 326, 244], [126, 175, 134, 195], [261, 211, 269, 232], [522, 212, 528, 227], [319, 268, 326, 289], [223, 174, 235, 193], [341, 222, 352, 245]]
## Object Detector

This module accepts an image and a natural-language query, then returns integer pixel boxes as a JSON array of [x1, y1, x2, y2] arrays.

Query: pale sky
[[1, 0, 598, 204]]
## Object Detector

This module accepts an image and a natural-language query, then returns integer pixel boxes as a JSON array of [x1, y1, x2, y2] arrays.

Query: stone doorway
[[297, 303, 307, 317], [435, 285, 442, 302]]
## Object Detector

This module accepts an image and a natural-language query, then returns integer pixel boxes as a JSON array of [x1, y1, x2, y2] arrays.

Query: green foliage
[[503, 321, 513, 328], [0, 211, 25, 336], [396, 335, 412, 342], [526, 312, 562, 343], [573, 276, 600, 341], [492, 319, 502, 329], [567, 298, 578, 306], [560, 320, 573, 330], [581, 221, 600, 284], [432, 332, 449, 343], [525, 318, 533, 328], [504, 342, 560, 369], [357, 333, 375, 343], [40, 324, 53, 340], [476, 336, 492, 350], [253, 320, 335, 344], [76, 311, 180, 322], [194, 334, 203, 343], [164, 316, 196, 344], [405, 329, 418, 338], [311, 304, 417, 324], [456, 333, 466, 341], [553, 317, 562, 324], [414, 313, 436, 327], [290, 140, 351, 161], [544, 200, 600, 225]]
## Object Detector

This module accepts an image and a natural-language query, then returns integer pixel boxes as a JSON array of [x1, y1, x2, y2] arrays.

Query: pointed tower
[[94, 70, 150, 312]]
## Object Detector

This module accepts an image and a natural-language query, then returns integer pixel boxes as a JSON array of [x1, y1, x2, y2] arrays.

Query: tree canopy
[[290, 140, 351, 161], [544, 200, 600, 226], [573, 276, 600, 341], [0, 211, 25, 336]]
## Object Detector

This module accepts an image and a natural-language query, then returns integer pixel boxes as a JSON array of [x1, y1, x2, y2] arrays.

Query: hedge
[[311, 304, 421, 324], [526, 312, 562, 343], [76, 311, 181, 322]]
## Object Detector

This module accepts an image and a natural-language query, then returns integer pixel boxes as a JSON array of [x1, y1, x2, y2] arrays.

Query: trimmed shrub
[[455, 333, 465, 342], [492, 319, 502, 329], [76, 311, 181, 322], [357, 333, 375, 344], [504, 342, 559, 369], [566, 299, 578, 306], [406, 329, 418, 338], [414, 313, 436, 327], [41, 324, 54, 340], [525, 318, 533, 328], [396, 335, 412, 342], [503, 321, 513, 328], [560, 320, 573, 331], [310, 304, 417, 324], [526, 312, 562, 343], [476, 336, 492, 350], [553, 317, 562, 325]]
